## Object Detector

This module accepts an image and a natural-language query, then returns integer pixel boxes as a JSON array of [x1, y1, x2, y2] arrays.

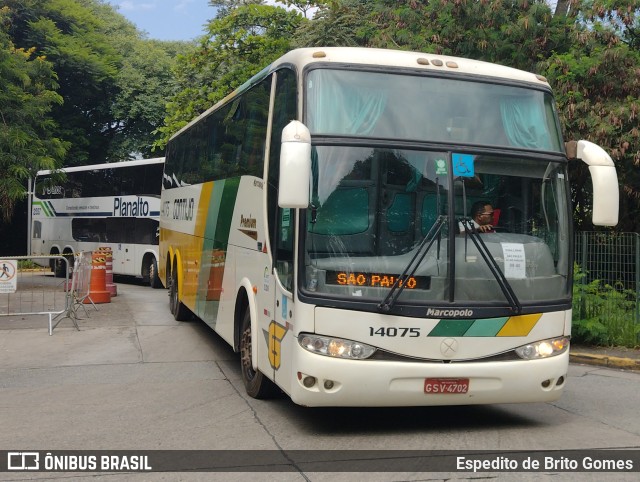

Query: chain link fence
[[573, 232, 640, 346]]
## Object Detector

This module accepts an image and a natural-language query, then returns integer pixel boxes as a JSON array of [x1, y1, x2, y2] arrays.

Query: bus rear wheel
[[239, 309, 278, 399], [148, 257, 162, 289], [169, 265, 190, 321]]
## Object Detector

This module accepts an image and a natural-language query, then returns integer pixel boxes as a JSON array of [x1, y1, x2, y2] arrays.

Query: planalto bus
[[159, 47, 618, 407], [31, 158, 165, 287]]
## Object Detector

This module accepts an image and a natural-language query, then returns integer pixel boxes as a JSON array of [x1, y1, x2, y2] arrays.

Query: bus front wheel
[[239, 309, 278, 399], [169, 266, 190, 321]]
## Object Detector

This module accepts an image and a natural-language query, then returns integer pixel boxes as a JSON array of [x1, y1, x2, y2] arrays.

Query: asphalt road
[[1, 277, 639, 481]]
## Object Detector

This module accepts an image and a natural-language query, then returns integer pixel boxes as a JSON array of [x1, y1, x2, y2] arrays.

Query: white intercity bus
[[160, 47, 619, 406], [31, 158, 165, 287]]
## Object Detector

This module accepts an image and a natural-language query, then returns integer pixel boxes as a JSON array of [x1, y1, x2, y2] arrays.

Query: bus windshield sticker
[[452, 153, 475, 177], [435, 159, 447, 175]]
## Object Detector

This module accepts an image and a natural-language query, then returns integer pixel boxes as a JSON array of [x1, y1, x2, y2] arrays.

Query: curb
[[570, 352, 640, 372]]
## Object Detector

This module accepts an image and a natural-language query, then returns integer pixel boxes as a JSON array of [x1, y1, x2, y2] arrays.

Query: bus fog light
[[303, 376, 316, 388], [298, 334, 376, 359], [324, 380, 334, 390], [541, 379, 551, 388], [515, 337, 570, 360]]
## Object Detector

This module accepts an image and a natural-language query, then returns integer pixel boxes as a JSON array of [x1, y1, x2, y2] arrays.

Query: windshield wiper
[[460, 220, 522, 314], [378, 215, 445, 313]]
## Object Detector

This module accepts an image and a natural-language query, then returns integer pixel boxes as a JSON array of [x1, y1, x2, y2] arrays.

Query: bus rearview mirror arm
[[566, 140, 619, 227], [278, 121, 311, 209]]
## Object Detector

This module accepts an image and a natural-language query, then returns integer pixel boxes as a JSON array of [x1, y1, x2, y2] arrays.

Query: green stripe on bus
[[204, 180, 225, 241], [213, 177, 240, 250], [428, 319, 475, 337], [34, 201, 53, 217], [463, 317, 509, 337], [45, 201, 56, 217]]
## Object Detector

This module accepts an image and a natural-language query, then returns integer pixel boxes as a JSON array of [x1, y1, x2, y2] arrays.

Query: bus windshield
[[302, 146, 570, 308], [306, 68, 563, 152]]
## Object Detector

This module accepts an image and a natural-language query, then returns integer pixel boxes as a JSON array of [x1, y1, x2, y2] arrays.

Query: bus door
[[107, 218, 136, 276], [271, 207, 295, 389]]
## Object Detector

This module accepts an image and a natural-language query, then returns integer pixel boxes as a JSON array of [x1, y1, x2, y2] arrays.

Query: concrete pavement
[[1, 276, 639, 480]]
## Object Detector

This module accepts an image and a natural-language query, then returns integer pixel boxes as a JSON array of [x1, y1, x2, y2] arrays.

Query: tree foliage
[[0, 0, 188, 222], [0, 6, 67, 221], [157, 3, 302, 147], [4, 0, 188, 166], [541, 2, 640, 231]]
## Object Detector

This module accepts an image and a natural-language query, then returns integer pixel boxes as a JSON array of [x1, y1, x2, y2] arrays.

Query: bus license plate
[[424, 378, 469, 394]]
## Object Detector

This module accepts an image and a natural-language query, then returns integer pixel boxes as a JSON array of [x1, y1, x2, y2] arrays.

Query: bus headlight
[[515, 337, 570, 360], [298, 334, 376, 359]]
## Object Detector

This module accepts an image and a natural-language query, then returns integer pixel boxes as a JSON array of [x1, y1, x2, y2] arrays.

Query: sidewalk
[[570, 344, 640, 371]]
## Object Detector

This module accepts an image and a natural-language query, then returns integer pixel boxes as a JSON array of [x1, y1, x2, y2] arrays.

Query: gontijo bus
[[31, 158, 165, 287], [160, 48, 618, 407]]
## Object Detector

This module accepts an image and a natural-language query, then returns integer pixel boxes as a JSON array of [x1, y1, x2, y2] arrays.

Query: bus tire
[[169, 265, 190, 321], [54, 254, 70, 278], [239, 309, 279, 399], [148, 258, 162, 289]]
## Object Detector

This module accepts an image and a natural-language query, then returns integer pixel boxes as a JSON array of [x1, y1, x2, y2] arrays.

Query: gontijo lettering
[[173, 198, 195, 220], [113, 197, 150, 217]]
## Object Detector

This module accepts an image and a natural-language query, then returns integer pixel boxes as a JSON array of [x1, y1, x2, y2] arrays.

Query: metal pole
[[636, 233, 639, 333], [27, 177, 33, 256]]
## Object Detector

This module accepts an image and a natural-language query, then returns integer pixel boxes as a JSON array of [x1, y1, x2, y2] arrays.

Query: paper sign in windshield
[[501, 243, 526, 279]]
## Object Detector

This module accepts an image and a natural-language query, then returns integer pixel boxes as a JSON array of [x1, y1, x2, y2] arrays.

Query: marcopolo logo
[[426, 308, 474, 318]]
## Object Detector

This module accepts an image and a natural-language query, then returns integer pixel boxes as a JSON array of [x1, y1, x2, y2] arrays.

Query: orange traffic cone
[[98, 246, 117, 297], [84, 252, 111, 304]]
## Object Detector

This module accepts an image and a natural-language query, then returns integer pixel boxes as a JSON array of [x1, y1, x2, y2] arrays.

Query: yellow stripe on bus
[[496, 314, 542, 337]]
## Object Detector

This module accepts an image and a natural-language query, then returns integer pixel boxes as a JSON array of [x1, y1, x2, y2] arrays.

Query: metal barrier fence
[[574, 231, 640, 344], [0, 255, 72, 335], [0, 254, 93, 335]]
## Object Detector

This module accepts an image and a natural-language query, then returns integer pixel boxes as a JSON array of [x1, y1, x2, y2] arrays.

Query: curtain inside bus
[[307, 69, 388, 136], [499, 96, 553, 150]]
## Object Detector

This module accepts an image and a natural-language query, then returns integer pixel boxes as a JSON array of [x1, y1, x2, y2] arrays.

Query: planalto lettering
[[113, 197, 150, 217]]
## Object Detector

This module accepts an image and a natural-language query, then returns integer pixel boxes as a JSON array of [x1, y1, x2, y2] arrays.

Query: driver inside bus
[[459, 201, 495, 234]]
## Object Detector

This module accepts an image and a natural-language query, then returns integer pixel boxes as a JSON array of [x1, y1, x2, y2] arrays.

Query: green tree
[[542, 1, 640, 231], [87, 0, 191, 159], [4, 0, 187, 165], [292, 0, 372, 46], [157, 3, 302, 147], [0, 6, 66, 221], [5, 0, 119, 165], [276, 0, 323, 18]]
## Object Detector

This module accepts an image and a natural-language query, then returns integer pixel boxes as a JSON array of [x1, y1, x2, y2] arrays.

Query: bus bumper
[[287, 348, 569, 407]]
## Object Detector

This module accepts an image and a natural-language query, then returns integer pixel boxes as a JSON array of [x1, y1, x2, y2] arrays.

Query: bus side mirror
[[279, 120, 311, 208], [569, 140, 619, 226]]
